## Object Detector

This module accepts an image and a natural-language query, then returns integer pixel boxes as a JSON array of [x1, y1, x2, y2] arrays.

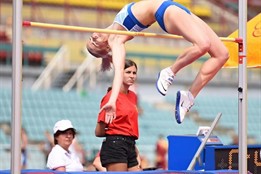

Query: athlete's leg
[[174, 18, 229, 123], [164, 7, 228, 97], [164, 6, 212, 77], [162, 7, 228, 123], [188, 14, 229, 97], [156, 6, 210, 96]]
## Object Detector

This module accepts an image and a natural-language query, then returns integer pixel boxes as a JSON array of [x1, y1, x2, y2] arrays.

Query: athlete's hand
[[100, 101, 116, 124]]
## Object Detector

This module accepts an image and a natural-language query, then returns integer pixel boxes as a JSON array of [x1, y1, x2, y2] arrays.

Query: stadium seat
[[0, 87, 260, 166]]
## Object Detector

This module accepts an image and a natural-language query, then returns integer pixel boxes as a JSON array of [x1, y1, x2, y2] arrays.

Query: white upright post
[[11, 0, 23, 174], [238, 0, 248, 173]]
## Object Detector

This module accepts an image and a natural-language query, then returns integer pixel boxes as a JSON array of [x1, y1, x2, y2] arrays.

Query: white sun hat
[[53, 120, 75, 134]]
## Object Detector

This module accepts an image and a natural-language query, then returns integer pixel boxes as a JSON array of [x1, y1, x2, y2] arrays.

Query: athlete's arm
[[101, 24, 133, 123]]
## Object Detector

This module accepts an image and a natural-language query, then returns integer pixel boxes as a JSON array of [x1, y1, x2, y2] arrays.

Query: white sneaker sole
[[156, 72, 167, 96], [175, 91, 182, 124]]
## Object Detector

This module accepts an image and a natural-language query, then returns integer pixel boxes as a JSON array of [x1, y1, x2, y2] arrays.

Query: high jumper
[[86, 0, 229, 124]]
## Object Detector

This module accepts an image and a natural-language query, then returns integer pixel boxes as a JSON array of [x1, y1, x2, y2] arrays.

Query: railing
[[0, 42, 59, 66], [23, 0, 138, 10], [63, 50, 99, 92], [31, 45, 69, 90], [22, 0, 191, 10], [64, 49, 260, 92], [21, 0, 212, 18]]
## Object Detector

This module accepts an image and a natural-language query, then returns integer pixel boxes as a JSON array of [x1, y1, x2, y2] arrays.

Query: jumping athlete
[[87, 0, 229, 124]]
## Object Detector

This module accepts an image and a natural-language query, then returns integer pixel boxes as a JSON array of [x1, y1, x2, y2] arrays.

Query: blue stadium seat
[[0, 87, 260, 164]]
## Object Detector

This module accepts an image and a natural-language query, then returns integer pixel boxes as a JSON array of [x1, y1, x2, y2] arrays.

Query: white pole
[[11, 0, 23, 174], [187, 113, 222, 170], [238, 0, 248, 173]]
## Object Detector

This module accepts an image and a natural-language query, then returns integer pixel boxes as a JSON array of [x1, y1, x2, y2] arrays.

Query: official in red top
[[95, 59, 141, 171]]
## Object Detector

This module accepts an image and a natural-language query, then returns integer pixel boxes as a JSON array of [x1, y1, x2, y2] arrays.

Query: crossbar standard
[[23, 21, 239, 43]]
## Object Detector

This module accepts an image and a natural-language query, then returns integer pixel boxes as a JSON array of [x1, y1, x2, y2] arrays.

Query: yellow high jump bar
[[23, 21, 239, 43]]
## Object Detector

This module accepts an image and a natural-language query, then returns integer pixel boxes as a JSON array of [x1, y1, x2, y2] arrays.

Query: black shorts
[[100, 135, 138, 168]]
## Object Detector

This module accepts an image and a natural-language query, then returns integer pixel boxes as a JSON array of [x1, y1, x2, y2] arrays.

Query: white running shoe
[[175, 90, 194, 124], [156, 67, 175, 96]]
